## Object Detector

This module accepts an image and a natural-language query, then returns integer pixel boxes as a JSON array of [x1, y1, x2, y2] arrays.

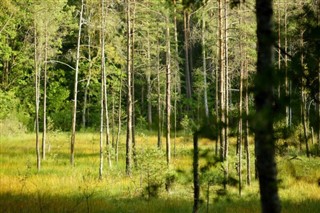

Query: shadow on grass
[[1, 192, 320, 213]]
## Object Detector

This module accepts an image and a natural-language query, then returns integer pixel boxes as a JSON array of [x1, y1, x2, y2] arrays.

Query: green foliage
[[0, 89, 30, 135], [136, 148, 167, 199]]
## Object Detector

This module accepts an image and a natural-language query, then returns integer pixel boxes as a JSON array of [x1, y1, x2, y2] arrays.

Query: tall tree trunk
[[82, 14, 92, 130], [223, 0, 229, 189], [131, 0, 137, 167], [157, 28, 162, 149], [202, 11, 209, 119], [173, 0, 179, 157], [165, 11, 171, 166], [115, 70, 123, 165], [99, 27, 104, 179], [70, 0, 84, 166], [147, 29, 152, 130], [255, 0, 281, 212], [302, 91, 310, 157], [218, 0, 225, 161], [126, 0, 132, 175], [277, 0, 281, 98], [300, 29, 310, 158], [42, 22, 48, 160], [244, 57, 251, 186], [284, 0, 290, 128], [238, 6, 244, 195], [34, 22, 41, 172], [101, 0, 111, 168], [184, 10, 192, 101]]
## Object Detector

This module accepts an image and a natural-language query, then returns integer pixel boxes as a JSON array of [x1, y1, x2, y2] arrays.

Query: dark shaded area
[[1, 191, 320, 213]]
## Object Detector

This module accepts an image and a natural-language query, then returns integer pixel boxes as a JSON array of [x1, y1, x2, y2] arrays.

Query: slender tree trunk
[[173, 0, 179, 157], [131, 0, 137, 167], [165, 11, 171, 166], [218, 0, 225, 161], [202, 12, 209, 119], [157, 28, 162, 149], [238, 7, 244, 195], [42, 22, 48, 160], [300, 29, 310, 158], [255, 0, 281, 212], [70, 0, 84, 166], [101, 0, 111, 168], [277, 0, 281, 98], [126, 0, 132, 175], [284, 0, 290, 128], [82, 14, 92, 130], [34, 22, 41, 172], [302, 91, 310, 157], [116, 71, 123, 165], [244, 57, 251, 186], [147, 29, 152, 130], [99, 28, 104, 180], [223, 0, 229, 189], [112, 91, 115, 147], [184, 10, 192, 101]]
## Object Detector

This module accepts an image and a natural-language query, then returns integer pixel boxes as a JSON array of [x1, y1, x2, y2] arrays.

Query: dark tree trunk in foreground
[[255, 0, 281, 212]]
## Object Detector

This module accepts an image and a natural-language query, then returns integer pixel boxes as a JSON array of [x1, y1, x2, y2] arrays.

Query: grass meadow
[[1, 132, 320, 212]]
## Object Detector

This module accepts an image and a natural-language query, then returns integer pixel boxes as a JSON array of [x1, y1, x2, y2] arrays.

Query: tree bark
[[34, 21, 41, 172], [184, 10, 192, 101], [126, 0, 132, 175], [70, 0, 84, 166], [255, 0, 281, 212], [244, 57, 251, 186], [202, 11, 209, 119], [131, 0, 137, 167], [157, 27, 162, 149], [42, 21, 48, 160], [165, 11, 171, 166]]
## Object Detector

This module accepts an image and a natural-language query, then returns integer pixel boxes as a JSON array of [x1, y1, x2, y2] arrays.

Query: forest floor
[[1, 132, 320, 213]]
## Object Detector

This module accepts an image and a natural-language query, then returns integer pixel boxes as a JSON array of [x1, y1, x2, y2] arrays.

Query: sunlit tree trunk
[[255, 0, 281, 211], [202, 11, 209, 119], [184, 10, 192, 101], [147, 29, 152, 130], [126, 0, 132, 175], [42, 21, 48, 160], [34, 21, 41, 172], [157, 26, 162, 149], [173, 0, 179, 157], [165, 10, 171, 166], [82, 12, 92, 130], [223, 0, 229, 189], [131, 0, 137, 167], [238, 5, 244, 195], [70, 0, 84, 166]]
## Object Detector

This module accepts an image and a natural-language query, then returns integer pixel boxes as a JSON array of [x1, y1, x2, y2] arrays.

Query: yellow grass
[[1, 132, 320, 212]]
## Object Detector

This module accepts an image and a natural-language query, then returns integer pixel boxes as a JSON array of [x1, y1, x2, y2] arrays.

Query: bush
[[0, 89, 30, 134]]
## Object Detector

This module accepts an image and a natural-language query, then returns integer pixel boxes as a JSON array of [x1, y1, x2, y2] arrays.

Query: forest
[[0, 0, 320, 212]]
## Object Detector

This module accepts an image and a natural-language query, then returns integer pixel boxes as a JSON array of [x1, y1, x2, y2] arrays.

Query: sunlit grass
[[1, 132, 320, 212]]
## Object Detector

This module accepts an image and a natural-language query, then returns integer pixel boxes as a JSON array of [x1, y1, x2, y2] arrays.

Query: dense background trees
[[0, 0, 319, 211]]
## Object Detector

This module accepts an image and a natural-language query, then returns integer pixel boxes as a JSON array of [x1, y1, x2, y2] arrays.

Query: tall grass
[[1, 132, 319, 212]]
